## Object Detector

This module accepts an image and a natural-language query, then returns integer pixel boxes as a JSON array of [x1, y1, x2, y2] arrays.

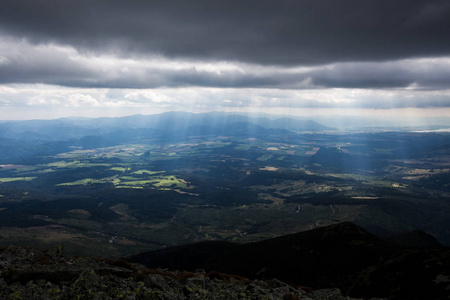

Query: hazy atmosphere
[[0, 0, 449, 123], [1, 2, 450, 298]]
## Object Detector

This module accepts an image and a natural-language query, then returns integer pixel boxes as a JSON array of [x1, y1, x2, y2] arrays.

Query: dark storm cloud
[[1, 0, 450, 66], [1, 38, 450, 90]]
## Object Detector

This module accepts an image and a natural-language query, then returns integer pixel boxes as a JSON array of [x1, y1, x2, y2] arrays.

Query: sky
[[0, 0, 450, 124]]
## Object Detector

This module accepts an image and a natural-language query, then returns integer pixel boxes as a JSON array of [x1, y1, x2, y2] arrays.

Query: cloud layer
[[2, 0, 450, 65], [0, 0, 449, 118], [1, 37, 450, 91]]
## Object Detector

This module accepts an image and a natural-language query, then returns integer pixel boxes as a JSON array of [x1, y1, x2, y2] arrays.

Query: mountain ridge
[[125, 222, 450, 300], [0, 243, 378, 300]]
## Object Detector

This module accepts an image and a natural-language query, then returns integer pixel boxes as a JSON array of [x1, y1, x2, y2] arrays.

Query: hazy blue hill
[[1, 112, 331, 135], [124, 112, 332, 132], [0, 137, 31, 160], [307, 147, 377, 171], [10, 131, 53, 142], [82, 112, 202, 130], [113, 112, 256, 132], [72, 128, 166, 148], [0, 112, 333, 162], [264, 117, 333, 131], [0, 121, 100, 140], [0, 114, 447, 165], [186, 121, 290, 137], [59, 112, 332, 133], [310, 147, 350, 168]]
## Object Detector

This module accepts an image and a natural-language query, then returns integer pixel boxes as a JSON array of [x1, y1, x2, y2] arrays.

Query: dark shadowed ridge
[[125, 222, 450, 299], [0, 244, 364, 299], [383, 229, 443, 248]]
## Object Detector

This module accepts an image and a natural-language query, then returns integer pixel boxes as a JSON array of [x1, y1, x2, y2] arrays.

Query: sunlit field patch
[[56, 178, 105, 186], [132, 170, 164, 175], [115, 186, 144, 189], [56, 173, 188, 190], [0, 177, 36, 183], [259, 166, 278, 171], [111, 167, 129, 172]]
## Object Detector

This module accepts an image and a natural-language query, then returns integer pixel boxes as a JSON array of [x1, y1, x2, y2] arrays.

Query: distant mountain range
[[0, 112, 332, 162], [126, 222, 450, 300], [1, 112, 332, 139]]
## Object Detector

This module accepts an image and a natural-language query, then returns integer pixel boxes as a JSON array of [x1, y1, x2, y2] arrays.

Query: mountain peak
[[0, 245, 360, 300], [126, 222, 450, 299]]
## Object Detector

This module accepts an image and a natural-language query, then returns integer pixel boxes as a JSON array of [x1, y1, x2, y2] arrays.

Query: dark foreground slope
[[126, 222, 450, 300], [1, 245, 368, 300]]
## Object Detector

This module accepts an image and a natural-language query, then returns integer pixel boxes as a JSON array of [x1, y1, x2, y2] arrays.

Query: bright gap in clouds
[[0, 83, 449, 130], [0, 38, 449, 127]]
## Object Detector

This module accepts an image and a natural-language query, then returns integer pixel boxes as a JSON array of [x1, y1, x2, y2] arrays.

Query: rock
[[0, 245, 383, 299]]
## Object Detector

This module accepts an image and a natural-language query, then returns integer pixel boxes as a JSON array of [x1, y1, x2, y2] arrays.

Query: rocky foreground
[[126, 222, 450, 299], [0, 245, 384, 300]]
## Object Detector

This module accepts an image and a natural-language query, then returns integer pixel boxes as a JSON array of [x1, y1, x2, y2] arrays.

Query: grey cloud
[[0, 39, 98, 85], [1, 83, 450, 111], [348, 93, 450, 109], [120, 87, 450, 110], [308, 59, 450, 89], [1, 0, 450, 66], [2, 37, 450, 91]]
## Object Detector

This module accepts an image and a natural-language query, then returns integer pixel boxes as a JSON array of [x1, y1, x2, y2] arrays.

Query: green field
[[0, 133, 449, 258], [0, 177, 36, 183]]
